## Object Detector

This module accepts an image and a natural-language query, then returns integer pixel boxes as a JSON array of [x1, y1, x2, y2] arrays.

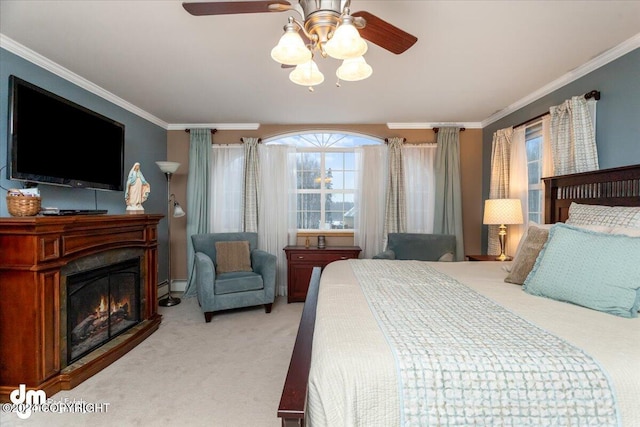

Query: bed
[[278, 164, 640, 427]]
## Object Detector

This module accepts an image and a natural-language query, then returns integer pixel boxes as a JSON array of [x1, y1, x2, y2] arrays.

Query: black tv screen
[[7, 75, 125, 191]]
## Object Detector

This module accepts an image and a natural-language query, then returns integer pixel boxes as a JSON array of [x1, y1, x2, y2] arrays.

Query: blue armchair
[[191, 232, 277, 323], [373, 233, 457, 261]]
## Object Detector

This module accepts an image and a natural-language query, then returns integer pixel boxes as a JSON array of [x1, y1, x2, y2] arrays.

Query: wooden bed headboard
[[544, 164, 640, 223]]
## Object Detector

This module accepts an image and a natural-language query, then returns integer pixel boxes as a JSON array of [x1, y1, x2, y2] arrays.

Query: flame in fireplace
[[94, 295, 131, 318]]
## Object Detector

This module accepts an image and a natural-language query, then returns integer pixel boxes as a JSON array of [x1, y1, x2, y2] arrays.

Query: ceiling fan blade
[[182, 1, 292, 16], [351, 11, 418, 55]]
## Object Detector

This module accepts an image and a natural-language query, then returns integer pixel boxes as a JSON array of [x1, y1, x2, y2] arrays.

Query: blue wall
[[0, 47, 171, 282], [481, 47, 640, 248], [1, 48, 167, 216]]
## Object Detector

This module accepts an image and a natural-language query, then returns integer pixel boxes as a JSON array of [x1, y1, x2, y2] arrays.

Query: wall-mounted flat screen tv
[[7, 75, 125, 191]]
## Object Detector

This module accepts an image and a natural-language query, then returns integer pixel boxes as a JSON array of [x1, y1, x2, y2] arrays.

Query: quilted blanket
[[350, 259, 619, 426]]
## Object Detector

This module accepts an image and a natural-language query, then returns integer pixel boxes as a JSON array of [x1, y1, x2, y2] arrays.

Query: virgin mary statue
[[125, 162, 150, 211]]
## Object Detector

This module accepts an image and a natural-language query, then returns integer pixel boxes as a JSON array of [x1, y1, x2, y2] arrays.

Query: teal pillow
[[523, 223, 640, 318]]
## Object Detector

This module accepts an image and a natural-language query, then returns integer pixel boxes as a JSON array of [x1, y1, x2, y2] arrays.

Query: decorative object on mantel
[[182, 0, 417, 91], [125, 162, 150, 212], [317, 235, 326, 249], [6, 188, 41, 217], [156, 161, 186, 307], [483, 198, 524, 261]]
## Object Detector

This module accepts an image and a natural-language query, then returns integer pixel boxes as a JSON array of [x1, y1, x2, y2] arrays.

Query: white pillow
[[566, 202, 640, 228]]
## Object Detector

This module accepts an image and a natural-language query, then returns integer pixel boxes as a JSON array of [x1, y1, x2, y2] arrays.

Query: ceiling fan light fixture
[[324, 15, 367, 60], [289, 59, 325, 87], [271, 21, 312, 65], [336, 56, 372, 81]]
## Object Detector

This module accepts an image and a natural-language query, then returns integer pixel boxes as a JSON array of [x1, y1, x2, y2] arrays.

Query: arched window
[[266, 132, 381, 232]]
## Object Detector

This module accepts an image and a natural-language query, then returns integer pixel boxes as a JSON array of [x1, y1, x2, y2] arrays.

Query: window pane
[[343, 152, 356, 169], [344, 171, 355, 189], [297, 193, 321, 229], [330, 171, 344, 189], [526, 136, 541, 161], [527, 162, 540, 185], [528, 189, 540, 214], [325, 152, 344, 170]]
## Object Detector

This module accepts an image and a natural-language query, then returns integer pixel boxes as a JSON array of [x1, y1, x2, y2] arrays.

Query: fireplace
[[0, 214, 163, 402], [67, 258, 141, 364]]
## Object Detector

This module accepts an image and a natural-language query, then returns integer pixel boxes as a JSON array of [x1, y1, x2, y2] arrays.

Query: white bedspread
[[307, 260, 640, 427]]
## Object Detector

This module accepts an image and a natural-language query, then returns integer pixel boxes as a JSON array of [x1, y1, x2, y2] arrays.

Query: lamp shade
[[324, 17, 367, 60], [271, 26, 311, 65], [289, 59, 325, 86], [336, 56, 372, 81], [173, 202, 186, 218], [156, 161, 180, 174], [483, 199, 523, 225]]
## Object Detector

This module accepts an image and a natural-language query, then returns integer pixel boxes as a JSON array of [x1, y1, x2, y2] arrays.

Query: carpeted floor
[[1, 296, 303, 427]]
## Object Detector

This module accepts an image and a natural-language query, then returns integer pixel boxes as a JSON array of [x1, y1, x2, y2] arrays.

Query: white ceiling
[[1, 1, 639, 129]]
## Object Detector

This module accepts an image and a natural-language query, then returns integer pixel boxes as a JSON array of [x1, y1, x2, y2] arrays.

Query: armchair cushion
[[373, 233, 456, 261], [215, 271, 263, 294], [215, 240, 252, 273]]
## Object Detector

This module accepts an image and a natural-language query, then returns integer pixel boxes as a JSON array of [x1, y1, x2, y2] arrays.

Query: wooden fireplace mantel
[[0, 214, 163, 401]]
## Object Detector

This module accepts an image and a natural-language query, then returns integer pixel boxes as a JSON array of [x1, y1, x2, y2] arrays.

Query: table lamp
[[483, 198, 523, 261]]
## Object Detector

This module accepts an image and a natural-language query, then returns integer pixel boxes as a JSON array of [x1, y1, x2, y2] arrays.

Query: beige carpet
[[1, 296, 303, 427]]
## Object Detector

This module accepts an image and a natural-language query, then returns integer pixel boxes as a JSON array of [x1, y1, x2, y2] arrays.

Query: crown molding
[[387, 122, 482, 130], [167, 123, 261, 131], [481, 32, 640, 128], [0, 34, 169, 129]]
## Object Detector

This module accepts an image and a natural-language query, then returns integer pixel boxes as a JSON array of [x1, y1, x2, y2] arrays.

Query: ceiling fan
[[182, 1, 418, 55], [182, 1, 418, 88]]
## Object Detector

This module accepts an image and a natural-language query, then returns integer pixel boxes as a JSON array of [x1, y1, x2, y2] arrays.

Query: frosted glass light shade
[[173, 202, 186, 218], [156, 161, 180, 174], [483, 199, 524, 225], [336, 56, 372, 81], [324, 20, 367, 60], [271, 29, 311, 65], [289, 59, 325, 86]]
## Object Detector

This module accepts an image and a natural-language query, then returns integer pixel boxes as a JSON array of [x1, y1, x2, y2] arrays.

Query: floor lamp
[[156, 161, 186, 307]]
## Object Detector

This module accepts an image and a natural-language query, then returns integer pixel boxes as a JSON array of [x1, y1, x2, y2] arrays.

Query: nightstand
[[284, 246, 361, 302], [466, 254, 512, 261]]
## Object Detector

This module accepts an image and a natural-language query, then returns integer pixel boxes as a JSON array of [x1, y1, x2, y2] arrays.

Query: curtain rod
[[512, 89, 600, 130], [239, 138, 262, 143], [184, 129, 218, 134], [384, 137, 407, 143], [433, 127, 465, 134]]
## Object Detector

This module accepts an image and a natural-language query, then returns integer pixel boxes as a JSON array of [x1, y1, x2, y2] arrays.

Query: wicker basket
[[7, 190, 42, 217]]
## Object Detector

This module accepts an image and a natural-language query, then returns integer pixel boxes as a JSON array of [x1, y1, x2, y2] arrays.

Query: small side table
[[284, 245, 361, 303], [466, 254, 512, 261]]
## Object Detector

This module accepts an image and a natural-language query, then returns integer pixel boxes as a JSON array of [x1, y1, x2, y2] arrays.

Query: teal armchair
[[191, 232, 276, 323], [373, 233, 457, 261]]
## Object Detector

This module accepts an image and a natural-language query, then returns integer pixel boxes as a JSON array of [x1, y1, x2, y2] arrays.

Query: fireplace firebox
[[67, 258, 141, 363]]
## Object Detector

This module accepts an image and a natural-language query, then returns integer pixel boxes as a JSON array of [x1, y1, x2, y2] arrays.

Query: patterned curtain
[[487, 127, 513, 255], [433, 127, 465, 261], [383, 137, 406, 247], [549, 96, 599, 175], [242, 137, 260, 232], [183, 128, 212, 298]]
